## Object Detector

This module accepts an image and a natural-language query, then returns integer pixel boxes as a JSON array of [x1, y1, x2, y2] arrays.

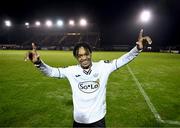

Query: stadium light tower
[[79, 18, 87, 27], [138, 10, 152, 50], [69, 20, 75, 26], [57, 20, 63, 27], [25, 22, 30, 28], [35, 21, 41, 26], [46, 20, 53, 27], [5, 20, 12, 27], [140, 10, 151, 23]]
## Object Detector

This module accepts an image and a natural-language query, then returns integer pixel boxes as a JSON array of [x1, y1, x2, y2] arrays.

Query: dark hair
[[73, 42, 92, 57]]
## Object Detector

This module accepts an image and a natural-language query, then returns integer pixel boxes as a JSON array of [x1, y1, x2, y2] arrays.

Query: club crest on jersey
[[78, 81, 99, 93]]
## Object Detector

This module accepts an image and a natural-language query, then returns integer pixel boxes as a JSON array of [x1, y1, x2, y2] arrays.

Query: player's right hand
[[25, 43, 40, 63], [136, 29, 152, 50]]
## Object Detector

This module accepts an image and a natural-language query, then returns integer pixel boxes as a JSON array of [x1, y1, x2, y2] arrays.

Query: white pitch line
[[127, 65, 180, 126], [127, 65, 163, 123], [164, 120, 180, 125]]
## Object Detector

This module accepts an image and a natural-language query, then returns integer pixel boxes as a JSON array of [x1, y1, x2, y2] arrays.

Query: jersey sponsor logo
[[78, 81, 99, 93]]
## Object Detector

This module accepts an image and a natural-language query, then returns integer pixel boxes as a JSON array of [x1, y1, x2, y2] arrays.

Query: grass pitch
[[0, 50, 180, 127]]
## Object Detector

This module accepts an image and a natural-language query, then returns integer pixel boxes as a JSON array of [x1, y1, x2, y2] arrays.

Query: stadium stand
[[0, 26, 101, 50]]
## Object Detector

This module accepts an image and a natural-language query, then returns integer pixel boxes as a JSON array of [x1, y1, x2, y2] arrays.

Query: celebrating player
[[27, 29, 152, 127]]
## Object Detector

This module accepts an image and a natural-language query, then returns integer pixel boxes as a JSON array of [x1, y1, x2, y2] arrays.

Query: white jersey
[[36, 46, 141, 123]]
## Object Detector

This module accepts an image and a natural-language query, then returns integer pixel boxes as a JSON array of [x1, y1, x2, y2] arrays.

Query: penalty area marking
[[127, 65, 180, 126]]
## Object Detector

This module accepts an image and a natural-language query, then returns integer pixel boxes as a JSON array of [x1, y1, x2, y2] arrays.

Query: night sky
[[0, 0, 180, 46]]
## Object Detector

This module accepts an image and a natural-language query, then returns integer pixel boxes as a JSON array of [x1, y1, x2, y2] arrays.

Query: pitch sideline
[[127, 65, 180, 126]]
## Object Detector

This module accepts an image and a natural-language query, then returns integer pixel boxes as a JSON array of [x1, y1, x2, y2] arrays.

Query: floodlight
[[140, 10, 151, 22], [69, 20, 75, 26], [57, 20, 63, 26], [25, 22, 29, 26], [25, 22, 30, 28], [46, 20, 53, 27], [79, 19, 87, 26], [35, 21, 41, 26], [5, 20, 11, 27]]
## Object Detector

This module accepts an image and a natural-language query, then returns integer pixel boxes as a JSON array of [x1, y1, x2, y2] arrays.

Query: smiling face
[[76, 47, 92, 69]]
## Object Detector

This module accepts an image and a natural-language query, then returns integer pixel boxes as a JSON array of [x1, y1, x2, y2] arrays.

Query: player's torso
[[66, 61, 111, 123], [66, 61, 110, 98]]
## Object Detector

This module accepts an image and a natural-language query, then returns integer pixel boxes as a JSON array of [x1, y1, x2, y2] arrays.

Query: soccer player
[[27, 29, 152, 127]]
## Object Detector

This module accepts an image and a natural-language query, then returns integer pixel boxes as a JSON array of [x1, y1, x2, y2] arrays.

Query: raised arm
[[26, 43, 66, 78], [105, 29, 152, 73], [116, 29, 152, 68]]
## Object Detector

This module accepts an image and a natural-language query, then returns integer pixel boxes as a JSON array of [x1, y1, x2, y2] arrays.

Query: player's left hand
[[136, 29, 152, 50]]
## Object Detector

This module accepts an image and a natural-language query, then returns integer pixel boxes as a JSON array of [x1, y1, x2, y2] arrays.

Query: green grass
[[0, 50, 180, 127]]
